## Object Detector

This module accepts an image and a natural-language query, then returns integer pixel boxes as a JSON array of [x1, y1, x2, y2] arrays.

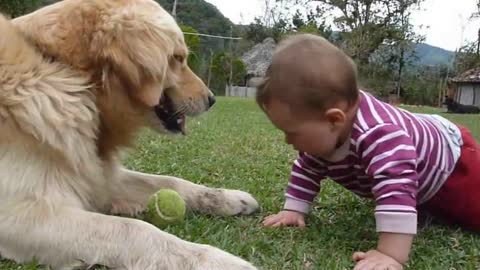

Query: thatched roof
[[450, 67, 480, 83], [241, 38, 276, 77]]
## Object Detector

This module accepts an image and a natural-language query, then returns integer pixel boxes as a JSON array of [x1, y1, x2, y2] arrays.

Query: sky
[[204, 0, 480, 52]]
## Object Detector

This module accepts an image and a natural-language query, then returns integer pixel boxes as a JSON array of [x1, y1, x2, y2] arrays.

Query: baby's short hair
[[256, 34, 359, 112]]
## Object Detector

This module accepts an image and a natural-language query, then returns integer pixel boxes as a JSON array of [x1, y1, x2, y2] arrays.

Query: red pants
[[422, 126, 480, 231]]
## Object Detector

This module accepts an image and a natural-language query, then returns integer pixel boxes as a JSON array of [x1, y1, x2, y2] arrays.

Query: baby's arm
[[263, 152, 325, 228], [377, 232, 414, 264], [263, 210, 306, 227], [356, 124, 420, 268], [352, 233, 413, 270]]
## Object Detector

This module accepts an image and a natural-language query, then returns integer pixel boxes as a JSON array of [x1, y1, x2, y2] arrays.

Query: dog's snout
[[208, 95, 216, 108]]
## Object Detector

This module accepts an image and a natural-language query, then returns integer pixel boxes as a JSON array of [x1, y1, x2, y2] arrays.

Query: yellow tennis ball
[[144, 189, 186, 228]]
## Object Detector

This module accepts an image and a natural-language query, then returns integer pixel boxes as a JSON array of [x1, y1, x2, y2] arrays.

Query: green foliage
[[155, 0, 247, 95], [245, 4, 333, 43], [155, 0, 231, 34], [245, 18, 289, 44], [0, 0, 39, 18], [245, 18, 271, 44], [357, 63, 394, 96], [232, 58, 247, 85], [210, 52, 247, 94], [180, 24, 202, 74], [316, 0, 425, 64], [180, 24, 200, 51], [401, 66, 447, 106], [290, 7, 333, 39], [359, 62, 448, 107], [446, 0, 478, 78], [210, 53, 228, 94], [454, 41, 480, 75]]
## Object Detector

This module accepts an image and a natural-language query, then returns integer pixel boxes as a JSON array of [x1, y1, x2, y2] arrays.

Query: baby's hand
[[262, 210, 306, 228], [352, 250, 403, 270]]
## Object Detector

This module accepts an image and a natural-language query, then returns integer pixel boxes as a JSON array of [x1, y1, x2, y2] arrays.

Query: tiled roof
[[450, 67, 480, 83]]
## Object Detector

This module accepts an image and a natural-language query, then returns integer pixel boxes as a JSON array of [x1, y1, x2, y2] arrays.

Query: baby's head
[[257, 34, 359, 158]]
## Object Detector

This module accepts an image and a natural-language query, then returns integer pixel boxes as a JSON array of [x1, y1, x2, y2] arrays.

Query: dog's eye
[[174, 55, 184, 63]]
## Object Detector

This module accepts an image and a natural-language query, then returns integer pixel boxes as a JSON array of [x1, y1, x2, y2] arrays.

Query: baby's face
[[264, 99, 345, 158]]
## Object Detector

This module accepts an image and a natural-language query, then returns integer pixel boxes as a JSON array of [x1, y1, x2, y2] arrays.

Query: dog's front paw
[[194, 188, 259, 216], [110, 199, 145, 217], [218, 189, 259, 216], [196, 245, 257, 270]]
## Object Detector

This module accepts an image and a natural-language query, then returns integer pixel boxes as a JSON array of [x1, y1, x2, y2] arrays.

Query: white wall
[[475, 85, 480, 107], [457, 84, 475, 105], [226, 86, 257, 98]]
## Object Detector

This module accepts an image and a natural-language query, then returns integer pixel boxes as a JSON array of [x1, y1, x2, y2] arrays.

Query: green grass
[[2, 97, 480, 270]]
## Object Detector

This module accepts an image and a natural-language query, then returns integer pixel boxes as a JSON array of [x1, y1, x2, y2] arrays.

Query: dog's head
[[14, 0, 214, 136], [91, 0, 216, 135]]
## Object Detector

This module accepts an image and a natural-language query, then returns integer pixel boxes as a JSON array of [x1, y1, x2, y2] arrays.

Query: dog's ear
[[91, 9, 180, 105]]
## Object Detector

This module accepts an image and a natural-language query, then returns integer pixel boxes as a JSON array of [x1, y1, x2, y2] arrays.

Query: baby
[[257, 33, 480, 269]]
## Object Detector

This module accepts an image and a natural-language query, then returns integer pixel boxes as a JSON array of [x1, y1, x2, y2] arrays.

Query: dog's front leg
[[110, 168, 259, 217], [0, 200, 257, 270]]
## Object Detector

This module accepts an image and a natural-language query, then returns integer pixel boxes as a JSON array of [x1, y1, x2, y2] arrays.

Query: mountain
[[414, 43, 455, 66], [155, 0, 233, 37]]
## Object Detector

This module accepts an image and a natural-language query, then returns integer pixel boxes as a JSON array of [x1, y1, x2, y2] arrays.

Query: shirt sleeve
[[284, 152, 326, 214], [357, 124, 419, 235]]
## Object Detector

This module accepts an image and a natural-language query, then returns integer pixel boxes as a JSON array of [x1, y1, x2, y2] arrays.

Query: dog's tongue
[[177, 115, 186, 135]]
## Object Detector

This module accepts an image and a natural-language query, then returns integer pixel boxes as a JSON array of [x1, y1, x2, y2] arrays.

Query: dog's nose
[[208, 95, 216, 108]]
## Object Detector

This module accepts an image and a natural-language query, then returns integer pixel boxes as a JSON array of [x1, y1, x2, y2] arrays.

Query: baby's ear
[[325, 108, 347, 127]]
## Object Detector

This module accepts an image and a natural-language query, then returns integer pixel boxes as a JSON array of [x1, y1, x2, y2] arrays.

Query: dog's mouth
[[154, 93, 186, 135]]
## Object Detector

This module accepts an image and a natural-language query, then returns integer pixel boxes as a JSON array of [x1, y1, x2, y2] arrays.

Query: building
[[226, 38, 275, 98], [448, 67, 480, 107]]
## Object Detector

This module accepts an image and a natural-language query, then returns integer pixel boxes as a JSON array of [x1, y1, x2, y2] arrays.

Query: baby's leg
[[422, 127, 480, 231]]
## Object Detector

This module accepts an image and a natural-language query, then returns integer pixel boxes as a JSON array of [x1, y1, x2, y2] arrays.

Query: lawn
[[2, 97, 480, 270]]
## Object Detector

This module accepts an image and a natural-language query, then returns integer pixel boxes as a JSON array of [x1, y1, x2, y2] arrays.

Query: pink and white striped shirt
[[285, 90, 463, 234]]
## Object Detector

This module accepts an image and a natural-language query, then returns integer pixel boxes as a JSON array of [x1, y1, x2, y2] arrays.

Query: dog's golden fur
[[0, 0, 258, 269]]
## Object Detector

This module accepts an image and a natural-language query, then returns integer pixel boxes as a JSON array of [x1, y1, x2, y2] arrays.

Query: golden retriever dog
[[0, 0, 259, 269]]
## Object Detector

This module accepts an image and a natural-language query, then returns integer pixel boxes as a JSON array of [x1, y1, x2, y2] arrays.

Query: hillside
[[155, 0, 233, 37], [414, 43, 455, 66]]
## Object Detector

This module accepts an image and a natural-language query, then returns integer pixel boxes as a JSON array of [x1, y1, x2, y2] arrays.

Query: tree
[[401, 65, 448, 106], [0, 0, 39, 18], [246, 17, 289, 43], [210, 52, 247, 94], [231, 59, 247, 85], [455, 0, 480, 74], [155, 0, 232, 37], [370, 1, 425, 98], [312, 0, 424, 65], [289, 6, 333, 39], [471, 0, 480, 19], [180, 24, 202, 74], [454, 42, 480, 74], [245, 1, 332, 43], [246, 18, 275, 44]]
